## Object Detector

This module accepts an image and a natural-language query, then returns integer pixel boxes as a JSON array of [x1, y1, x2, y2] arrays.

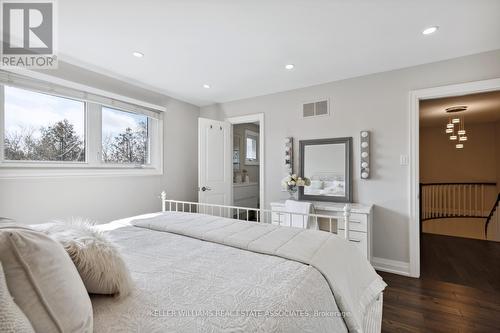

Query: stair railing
[[485, 192, 500, 238], [420, 182, 496, 221]]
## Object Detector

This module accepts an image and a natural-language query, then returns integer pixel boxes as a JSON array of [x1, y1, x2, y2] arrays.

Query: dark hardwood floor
[[380, 233, 500, 332]]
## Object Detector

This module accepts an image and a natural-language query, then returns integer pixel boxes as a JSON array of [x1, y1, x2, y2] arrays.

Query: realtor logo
[[1, 0, 57, 68]]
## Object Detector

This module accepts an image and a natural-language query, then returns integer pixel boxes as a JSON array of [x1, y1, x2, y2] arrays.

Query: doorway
[[418, 90, 500, 291], [227, 114, 265, 214], [409, 78, 500, 279]]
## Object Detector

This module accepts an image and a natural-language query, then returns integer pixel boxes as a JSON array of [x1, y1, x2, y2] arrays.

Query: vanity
[[273, 136, 373, 261], [233, 182, 259, 208], [270, 201, 373, 260]]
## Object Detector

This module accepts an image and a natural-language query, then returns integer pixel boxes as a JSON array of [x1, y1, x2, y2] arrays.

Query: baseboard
[[371, 257, 410, 276]]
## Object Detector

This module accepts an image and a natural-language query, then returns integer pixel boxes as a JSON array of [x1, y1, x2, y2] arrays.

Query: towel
[[283, 200, 319, 230]]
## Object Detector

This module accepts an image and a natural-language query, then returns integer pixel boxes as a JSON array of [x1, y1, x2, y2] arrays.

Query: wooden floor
[[380, 233, 500, 332]]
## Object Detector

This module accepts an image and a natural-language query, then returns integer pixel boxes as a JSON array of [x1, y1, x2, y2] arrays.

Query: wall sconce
[[360, 131, 370, 179], [284, 137, 293, 175]]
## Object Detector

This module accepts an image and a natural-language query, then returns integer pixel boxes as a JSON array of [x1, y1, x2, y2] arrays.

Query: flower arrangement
[[282, 174, 311, 199]]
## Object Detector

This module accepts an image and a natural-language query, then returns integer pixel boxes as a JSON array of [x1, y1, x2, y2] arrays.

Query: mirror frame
[[299, 137, 353, 203]]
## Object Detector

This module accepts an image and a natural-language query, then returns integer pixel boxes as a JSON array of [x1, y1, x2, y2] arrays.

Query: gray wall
[[0, 62, 200, 224], [200, 49, 500, 264]]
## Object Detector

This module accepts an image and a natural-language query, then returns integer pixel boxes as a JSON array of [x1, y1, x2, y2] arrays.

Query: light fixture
[[445, 106, 468, 149], [203, 84, 211, 89], [360, 131, 370, 180], [132, 51, 144, 58], [285, 64, 295, 70], [422, 26, 439, 35]]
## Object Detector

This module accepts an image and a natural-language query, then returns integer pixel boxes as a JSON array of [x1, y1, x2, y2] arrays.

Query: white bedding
[[92, 212, 385, 332]]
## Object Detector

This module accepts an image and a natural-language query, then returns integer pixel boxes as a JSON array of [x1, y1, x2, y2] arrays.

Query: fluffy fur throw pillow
[[37, 218, 133, 298]]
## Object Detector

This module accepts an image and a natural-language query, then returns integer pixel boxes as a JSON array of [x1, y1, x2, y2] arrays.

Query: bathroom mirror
[[299, 137, 352, 202]]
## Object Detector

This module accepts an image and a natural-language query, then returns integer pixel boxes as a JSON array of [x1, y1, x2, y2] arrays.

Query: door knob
[[201, 186, 212, 192]]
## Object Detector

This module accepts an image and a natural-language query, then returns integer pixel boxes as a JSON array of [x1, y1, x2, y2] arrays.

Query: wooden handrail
[[420, 182, 496, 222], [484, 193, 500, 238]]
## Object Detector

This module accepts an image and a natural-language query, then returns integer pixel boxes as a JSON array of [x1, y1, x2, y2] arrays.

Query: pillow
[[0, 226, 93, 333], [37, 218, 133, 298], [0, 262, 35, 333], [310, 180, 324, 189]]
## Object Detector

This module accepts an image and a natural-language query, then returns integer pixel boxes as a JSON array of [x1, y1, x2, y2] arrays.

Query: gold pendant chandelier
[[444, 106, 468, 149]]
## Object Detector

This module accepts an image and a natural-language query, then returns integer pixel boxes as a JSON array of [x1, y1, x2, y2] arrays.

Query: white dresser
[[270, 201, 373, 261], [233, 182, 259, 208]]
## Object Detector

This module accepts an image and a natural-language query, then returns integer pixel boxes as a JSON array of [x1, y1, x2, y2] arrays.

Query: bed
[[91, 200, 385, 333]]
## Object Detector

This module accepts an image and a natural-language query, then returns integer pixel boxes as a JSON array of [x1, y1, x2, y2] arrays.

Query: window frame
[[244, 129, 259, 165], [100, 106, 152, 166], [0, 81, 163, 178]]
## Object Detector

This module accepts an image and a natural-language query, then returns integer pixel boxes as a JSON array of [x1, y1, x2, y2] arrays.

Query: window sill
[[0, 164, 163, 179]]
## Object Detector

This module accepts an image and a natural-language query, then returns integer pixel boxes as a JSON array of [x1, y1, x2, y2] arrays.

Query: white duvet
[[92, 212, 385, 333]]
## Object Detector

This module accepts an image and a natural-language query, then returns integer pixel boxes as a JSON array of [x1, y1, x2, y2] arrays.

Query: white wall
[[0, 61, 200, 224], [200, 49, 500, 265]]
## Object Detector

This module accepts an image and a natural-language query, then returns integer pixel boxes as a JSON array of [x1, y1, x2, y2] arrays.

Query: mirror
[[299, 137, 352, 202]]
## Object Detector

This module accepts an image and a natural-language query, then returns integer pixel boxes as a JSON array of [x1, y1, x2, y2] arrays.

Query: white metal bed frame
[[160, 191, 353, 240], [159, 192, 383, 332]]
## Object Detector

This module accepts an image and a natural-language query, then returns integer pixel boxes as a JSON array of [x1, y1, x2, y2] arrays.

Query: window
[[246, 137, 257, 160], [4, 86, 85, 162], [244, 129, 259, 165], [0, 77, 163, 177], [102, 107, 149, 164]]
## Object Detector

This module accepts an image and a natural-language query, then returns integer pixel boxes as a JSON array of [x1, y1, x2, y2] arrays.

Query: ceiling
[[57, 0, 500, 106], [420, 90, 500, 127]]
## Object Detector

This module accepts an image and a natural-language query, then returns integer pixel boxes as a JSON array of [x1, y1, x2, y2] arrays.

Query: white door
[[198, 118, 231, 206]]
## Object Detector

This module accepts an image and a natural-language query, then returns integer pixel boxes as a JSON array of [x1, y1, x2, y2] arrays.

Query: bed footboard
[[160, 191, 352, 238], [364, 293, 383, 333]]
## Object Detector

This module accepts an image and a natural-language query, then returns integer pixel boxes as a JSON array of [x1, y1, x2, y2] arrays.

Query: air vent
[[302, 99, 329, 118]]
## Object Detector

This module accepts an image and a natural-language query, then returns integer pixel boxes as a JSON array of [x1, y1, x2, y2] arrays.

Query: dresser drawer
[[336, 230, 368, 258], [271, 211, 286, 226], [233, 185, 258, 201], [234, 197, 258, 209], [337, 213, 368, 233]]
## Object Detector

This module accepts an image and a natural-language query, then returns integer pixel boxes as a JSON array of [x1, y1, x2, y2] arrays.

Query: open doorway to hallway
[[419, 90, 500, 292]]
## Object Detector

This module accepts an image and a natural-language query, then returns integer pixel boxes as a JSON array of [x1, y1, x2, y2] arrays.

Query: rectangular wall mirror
[[299, 137, 353, 202]]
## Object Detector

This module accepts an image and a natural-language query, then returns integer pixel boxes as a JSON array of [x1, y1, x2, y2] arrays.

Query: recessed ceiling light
[[132, 51, 144, 58], [285, 64, 295, 70], [422, 26, 439, 35], [203, 84, 211, 89]]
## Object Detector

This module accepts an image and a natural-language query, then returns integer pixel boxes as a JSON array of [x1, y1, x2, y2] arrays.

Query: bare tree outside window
[[101, 107, 149, 164], [3, 86, 150, 165], [3, 86, 85, 162]]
